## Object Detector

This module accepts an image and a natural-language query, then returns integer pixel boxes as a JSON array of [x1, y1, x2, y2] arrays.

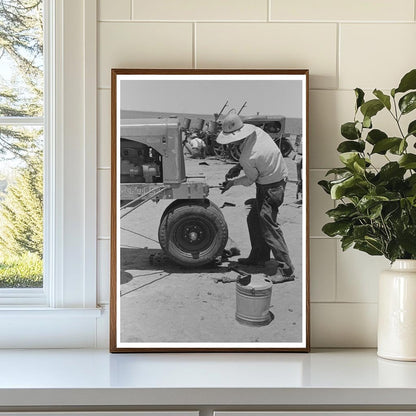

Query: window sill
[[0, 306, 102, 316], [0, 307, 104, 348]]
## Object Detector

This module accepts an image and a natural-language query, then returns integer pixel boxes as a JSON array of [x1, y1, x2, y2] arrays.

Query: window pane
[[0, 0, 44, 117], [0, 0, 44, 290], [0, 126, 43, 288]]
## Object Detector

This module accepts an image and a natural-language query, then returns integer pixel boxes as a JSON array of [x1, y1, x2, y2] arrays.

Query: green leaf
[[341, 122, 360, 140], [326, 203, 357, 220], [339, 151, 360, 167], [378, 162, 406, 181], [341, 235, 355, 251], [399, 153, 416, 169], [398, 227, 416, 255], [369, 203, 383, 220], [353, 158, 366, 174], [355, 88, 365, 110], [366, 129, 388, 145], [360, 99, 384, 120], [337, 140, 365, 153], [357, 195, 389, 211], [373, 89, 391, 110], [406, 174, 416, 187], [396, 69, 416, 94], [322, 221, 351, 237], [330, 176, 354, 199], [354, 241, 383, 256], [318, 180, 331, 194], [371, 137, 402, 154], [407, 120, 416, 137], [325, 167, 352, 176], [389, 139, 408, 155], [363, 116, 372, 129], [353, 224, 374, 240], [330, 175, 366, 200], [399, 91, 416, 115], [386, 240, 402, 262]]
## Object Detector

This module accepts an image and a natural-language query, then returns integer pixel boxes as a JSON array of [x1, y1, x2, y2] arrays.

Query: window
[[0, 0, 44, 291], [0, 0, 100, 348]]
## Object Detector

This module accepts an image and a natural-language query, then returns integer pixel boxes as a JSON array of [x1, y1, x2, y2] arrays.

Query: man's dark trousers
[[247, 180, 294, 276]]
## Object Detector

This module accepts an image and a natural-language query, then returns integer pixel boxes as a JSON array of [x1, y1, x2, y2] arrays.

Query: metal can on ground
[[235, 275, 273, 326]]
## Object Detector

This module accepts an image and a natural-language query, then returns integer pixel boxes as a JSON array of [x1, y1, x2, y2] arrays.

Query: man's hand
[[225, 164, 242, 180], [220, 180, 234, 194]]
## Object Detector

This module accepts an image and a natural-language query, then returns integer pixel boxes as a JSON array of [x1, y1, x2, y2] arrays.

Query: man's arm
[[221, 160, 258, 193], [225, 163, 242, 180], [234, 159, 259, 186], [233, 175, 255, 186]]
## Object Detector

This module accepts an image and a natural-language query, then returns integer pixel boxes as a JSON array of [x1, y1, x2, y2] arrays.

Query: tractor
[[211, 114, 293, 162], [119, 117, 228, 267], [225, 115, 294, 161]]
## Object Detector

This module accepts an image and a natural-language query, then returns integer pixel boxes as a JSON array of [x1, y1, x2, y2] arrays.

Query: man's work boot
[[266, 268, 295, 284], [237, 257, 266, 267]]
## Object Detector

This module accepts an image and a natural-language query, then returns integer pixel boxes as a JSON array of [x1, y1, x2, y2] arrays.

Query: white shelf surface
[[0, 349, 416, 408]]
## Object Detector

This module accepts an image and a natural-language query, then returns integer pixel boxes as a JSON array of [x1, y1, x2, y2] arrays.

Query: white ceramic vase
[[378, 259, 416, 361]]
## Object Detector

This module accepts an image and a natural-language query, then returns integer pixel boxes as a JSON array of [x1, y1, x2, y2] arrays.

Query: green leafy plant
[[319, 69, 416, 262]]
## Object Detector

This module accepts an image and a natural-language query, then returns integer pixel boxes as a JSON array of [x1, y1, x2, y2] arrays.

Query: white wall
[[96, 0, 416, 347]]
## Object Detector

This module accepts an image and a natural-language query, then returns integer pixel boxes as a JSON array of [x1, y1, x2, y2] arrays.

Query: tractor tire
[[158, 199, 228, 267], [213, 142, 226, 159]]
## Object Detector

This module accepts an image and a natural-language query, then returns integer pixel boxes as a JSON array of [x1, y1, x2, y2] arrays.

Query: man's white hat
[[216, 113, 256, 145]]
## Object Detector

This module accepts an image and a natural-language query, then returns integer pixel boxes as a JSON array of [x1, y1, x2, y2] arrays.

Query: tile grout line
[[311, 301, 378, 305], [336, 22, 340, 90], [333, 230, 339, 303], [97, 19, 415, 24], [309, 236, 338, 239], [130, 0, 133, 20], [96, 87, 394, 92], [193, 22, 197, 69], [267, 0, 271, 22]]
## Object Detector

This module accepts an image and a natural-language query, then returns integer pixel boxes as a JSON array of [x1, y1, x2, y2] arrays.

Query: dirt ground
[[119, 155, 304, 344]]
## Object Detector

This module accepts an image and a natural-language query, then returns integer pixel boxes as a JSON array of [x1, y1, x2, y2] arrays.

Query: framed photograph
[[110, 69, 309, 352]]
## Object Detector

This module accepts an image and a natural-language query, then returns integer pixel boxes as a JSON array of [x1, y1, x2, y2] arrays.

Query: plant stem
[[390, 98, 407, 139]]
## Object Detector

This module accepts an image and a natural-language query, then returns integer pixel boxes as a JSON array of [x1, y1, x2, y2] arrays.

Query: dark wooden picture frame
[[110, 69, 310, 352]]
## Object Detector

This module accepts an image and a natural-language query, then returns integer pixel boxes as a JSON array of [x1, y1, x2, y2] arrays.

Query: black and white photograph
[[110, 70, 309, 352]]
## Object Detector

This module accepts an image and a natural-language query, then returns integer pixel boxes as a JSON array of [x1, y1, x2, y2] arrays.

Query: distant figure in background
[[189, 133, 207, 159], [291, 134, 303, 201]]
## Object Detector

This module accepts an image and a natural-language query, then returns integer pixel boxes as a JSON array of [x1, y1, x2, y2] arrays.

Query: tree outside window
[[0, 0, 44, 288]]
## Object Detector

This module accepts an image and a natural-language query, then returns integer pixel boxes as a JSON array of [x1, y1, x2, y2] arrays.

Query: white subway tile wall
[[98, 169, 111, 239], [336, 246, 390, 303], [196, 23, 337, 89], [310, 239, 336, 302], [98, 90, 111, 168], [99, 0, 131, 20], [311, 303, 378, 347], [97, 0, 416, 347], [97, 239, 110, 305], [132, 0, 268, 21], [98, 22, 193, 88], [339, 24, 416, 90], [270, 0, 414, 22]]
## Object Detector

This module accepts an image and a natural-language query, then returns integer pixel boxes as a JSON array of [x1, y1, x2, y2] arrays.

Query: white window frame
[[0, 0, 101, 348]]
